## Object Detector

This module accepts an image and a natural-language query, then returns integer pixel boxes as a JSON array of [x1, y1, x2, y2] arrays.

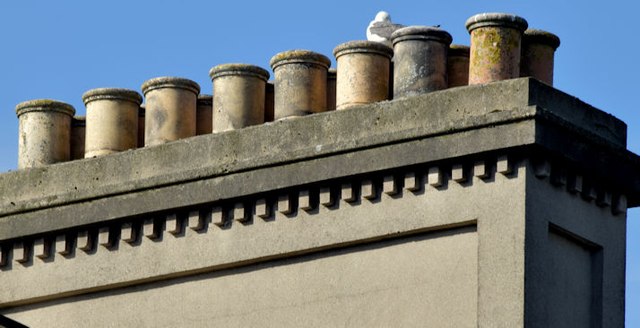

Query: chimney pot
[[137, 104, 145, 148], [326, 69, 337, 111], [333, 40, 393, 110], [196, 94, 213, 135], [520, 29, 561, 85], [15, 99, 75, 169], [141, 77, 200, 146], [466, 13, 528, 84], [70, 116, 86, 160], [447, 44, 470, 88], [391, 26, 452, 98], [209, 64, 269, 132], [264, 81, 275, 122], [269, 50, 331, 120], [82, 88, 142, 158]]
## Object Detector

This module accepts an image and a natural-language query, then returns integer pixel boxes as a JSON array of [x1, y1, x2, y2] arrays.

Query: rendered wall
[[4, 227, 478, 327]]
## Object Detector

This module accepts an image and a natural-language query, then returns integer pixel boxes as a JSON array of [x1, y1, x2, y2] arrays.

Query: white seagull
[[366, 11, 405, 47]]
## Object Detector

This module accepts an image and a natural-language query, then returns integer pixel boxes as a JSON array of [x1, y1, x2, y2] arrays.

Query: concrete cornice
[[0, 78, 638, 240]]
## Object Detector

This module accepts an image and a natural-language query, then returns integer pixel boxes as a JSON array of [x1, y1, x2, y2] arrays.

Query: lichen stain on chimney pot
[[466, 13, 528, 85]]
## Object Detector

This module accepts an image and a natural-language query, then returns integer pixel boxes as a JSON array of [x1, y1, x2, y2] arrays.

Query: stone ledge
[[0, 122, 534, 240]]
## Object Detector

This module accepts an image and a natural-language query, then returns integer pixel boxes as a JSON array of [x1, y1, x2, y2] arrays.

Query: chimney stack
[[82, 88, 142, 158], [15, 99, 75, 169], [141, 77, 200, 146], [333, 41, 393, 110]]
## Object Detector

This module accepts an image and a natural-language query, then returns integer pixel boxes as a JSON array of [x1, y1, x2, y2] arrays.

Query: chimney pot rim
[[82, 88, 143, 106], [333, 40, 393, 59], [197, 94, 213, 105], [208, 63, 270, 81], [465, 12, 528, 33], [15, 99, 75, 117], [269, 49, 331, 70], [448, 44, 470, 57], [524, 29, 561, 49], [391, 25, 453, 46], [72, 116, 86, 127], [141, 76, 201, 96]]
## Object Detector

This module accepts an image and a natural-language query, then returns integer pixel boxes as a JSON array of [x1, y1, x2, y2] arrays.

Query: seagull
[[366, 11, 405, 47]]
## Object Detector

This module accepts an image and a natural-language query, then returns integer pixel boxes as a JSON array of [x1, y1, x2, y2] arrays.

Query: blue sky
[[0, 0, 637, 324]]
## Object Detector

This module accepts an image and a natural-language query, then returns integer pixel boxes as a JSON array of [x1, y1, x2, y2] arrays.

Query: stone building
[[1, 12, 638, 327]]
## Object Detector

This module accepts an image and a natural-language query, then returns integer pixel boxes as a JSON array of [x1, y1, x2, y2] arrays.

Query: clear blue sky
[[0, 0, 637, 324]]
